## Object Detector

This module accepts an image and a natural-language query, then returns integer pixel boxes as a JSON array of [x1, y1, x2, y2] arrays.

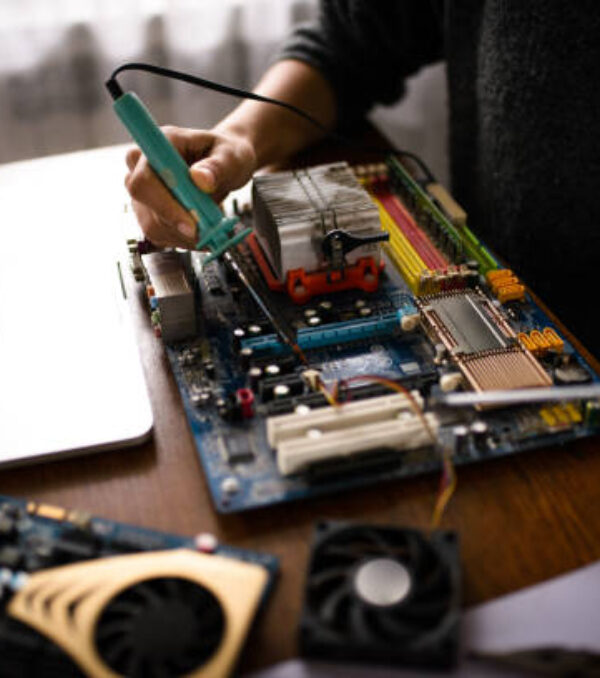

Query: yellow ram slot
[[374, 199, 426, 276], [386, 227, 424, 283], [372, 196, 429, 294], [385, 230, 422, 294]]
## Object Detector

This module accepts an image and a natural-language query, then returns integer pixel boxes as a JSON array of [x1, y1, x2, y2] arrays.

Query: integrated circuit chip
[[219, 435, 255, 464]]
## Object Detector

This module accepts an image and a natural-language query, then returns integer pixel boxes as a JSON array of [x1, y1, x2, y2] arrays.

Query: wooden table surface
[[1, 140, 600, 674]]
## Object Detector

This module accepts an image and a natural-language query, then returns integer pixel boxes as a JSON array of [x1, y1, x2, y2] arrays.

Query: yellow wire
[[317, 373, 457, 529], [430, 452, 457, 530], [318, 380, 340, 408]]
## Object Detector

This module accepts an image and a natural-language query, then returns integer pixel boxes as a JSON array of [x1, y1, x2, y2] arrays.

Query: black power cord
[[107, 62, 436, 182]]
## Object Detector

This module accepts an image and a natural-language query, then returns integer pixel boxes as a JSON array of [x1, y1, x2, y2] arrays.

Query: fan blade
[[95, 618, 135, 642], [399, 597, 449, 623], [376, 608, 420, 640], [319, 582, 352, 628], [355, 529, 399, 557], [322, 530, 395, 561], [307, 566, 349, 589], [99, 599, 146, 619], [192, 600, 223, 631], [100, 632, 134, 667], [164, 578, 181, 598], [124, 652, 145, 678], [129, 581, 164, 608], [411, 562, 449, 601], [320, 543, 369, 562], [404, 530, 426, 575], [349, 602, 380, 642]]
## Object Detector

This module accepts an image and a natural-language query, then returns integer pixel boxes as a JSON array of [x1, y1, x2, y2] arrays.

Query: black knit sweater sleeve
[[278, 0, 445, 128]]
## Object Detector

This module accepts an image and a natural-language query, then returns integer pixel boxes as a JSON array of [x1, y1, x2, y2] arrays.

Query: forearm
[[214, 59, 337, 169]]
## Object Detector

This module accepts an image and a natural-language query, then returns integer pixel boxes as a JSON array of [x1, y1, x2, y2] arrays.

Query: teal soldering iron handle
[[111, 90, 250, 261]]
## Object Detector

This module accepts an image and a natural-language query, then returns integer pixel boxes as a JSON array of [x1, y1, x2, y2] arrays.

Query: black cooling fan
[[95, 576, 225, 677], [299, 521, 460, 670]]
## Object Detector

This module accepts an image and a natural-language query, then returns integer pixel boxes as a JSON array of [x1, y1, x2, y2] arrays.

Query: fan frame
[[299, 521, 461, 670]]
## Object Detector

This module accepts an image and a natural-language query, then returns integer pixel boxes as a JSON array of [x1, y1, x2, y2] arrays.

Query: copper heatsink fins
[[416, 290, 552, 395]]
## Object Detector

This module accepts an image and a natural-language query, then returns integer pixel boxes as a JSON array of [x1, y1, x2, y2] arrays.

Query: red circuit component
[[236, 388, 255, 419], [373, 185, 449, 270], [246, 232, 384, 304]]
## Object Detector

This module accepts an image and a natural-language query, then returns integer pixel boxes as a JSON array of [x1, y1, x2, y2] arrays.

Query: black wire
[[108, 62, 436, 182]]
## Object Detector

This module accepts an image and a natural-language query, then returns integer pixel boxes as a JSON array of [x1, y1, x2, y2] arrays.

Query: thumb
[[190, 160, 218, 194]]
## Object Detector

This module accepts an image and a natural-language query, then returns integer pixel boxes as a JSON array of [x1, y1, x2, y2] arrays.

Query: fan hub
[[353, 558, 412, 607]]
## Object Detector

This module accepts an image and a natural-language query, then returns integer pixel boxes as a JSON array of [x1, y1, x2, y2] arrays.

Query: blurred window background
[[0, 0, 448, 182]]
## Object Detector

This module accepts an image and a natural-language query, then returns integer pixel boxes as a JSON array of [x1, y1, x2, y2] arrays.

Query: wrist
[[213, 112, 266, 170]]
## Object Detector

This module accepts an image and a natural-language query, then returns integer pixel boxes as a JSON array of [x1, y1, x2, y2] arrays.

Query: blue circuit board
[[136, 166, 600, 514], [0, 494, 277, 574]]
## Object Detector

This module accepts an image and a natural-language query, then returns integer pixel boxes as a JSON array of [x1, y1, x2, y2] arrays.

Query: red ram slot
[[374, 185, 449, 270]]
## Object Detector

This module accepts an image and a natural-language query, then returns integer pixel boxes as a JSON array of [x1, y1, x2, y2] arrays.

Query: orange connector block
[[486, 268, 526, 303], [543, 327, 565, 353], [529, 329, 552, 356], [518, 332, 537, 352], [519, 327, 565, 357]]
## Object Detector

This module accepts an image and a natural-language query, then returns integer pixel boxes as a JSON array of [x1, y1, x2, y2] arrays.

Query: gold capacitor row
[[518, 327, 564, 356], [539, 402, 582, 428]]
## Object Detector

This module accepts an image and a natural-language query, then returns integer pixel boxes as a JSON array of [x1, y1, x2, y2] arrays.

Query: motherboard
[[128, 157, 600, 513]]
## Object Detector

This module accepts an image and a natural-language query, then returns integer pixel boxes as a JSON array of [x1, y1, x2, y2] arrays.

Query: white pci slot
[[266, 393, 439, 477]]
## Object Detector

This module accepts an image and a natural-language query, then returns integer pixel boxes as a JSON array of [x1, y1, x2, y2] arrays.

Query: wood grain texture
[[1, 141, 599, 673]]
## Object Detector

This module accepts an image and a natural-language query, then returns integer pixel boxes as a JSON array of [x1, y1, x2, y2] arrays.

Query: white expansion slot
[[266, 393, 439, 477]]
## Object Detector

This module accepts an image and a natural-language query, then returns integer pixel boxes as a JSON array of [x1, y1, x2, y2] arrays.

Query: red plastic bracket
[[246, 232, 384, 304]]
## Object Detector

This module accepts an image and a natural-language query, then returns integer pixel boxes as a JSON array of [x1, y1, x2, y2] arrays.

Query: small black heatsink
[[299, 521, 460, 670]]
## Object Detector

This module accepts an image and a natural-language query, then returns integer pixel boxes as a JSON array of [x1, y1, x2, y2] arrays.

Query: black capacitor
[[203, 360, 216, 379], [259, 373, 305, 402], [248, 366, 263, 390], [318, 300, 333, 314], [239, 347, 253, 371], [216, 397, 228, 419], [273, 384, 291, 399], [254, 355, 296, 375], [247, 324, 262, 337], [232, 327, 245, 351], [452, 425, 469, 455], [264, 364, 281, 378], [219, 394, 242, 423], [0, 515, 16, 538], [470, 420, 489, 451]]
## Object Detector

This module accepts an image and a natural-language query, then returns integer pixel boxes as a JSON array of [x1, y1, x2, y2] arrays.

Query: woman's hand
[[124, 125, 256, 248]]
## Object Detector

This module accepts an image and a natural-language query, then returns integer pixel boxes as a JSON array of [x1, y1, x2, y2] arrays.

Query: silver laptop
[[0, 147, 153, 466]]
